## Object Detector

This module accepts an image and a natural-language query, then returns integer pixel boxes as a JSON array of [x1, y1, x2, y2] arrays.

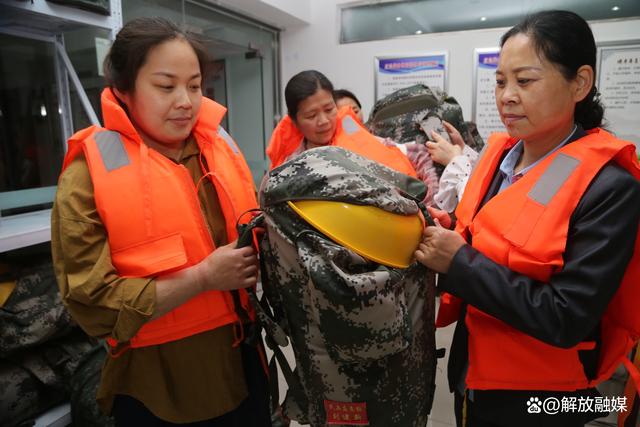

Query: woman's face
[[495, 33, 590, 147], [336, 97, 363, 123], [295, 88, 338, 147], [117, 38, 202, 150]]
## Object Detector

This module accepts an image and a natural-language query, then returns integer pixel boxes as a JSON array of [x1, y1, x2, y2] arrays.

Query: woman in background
[[426, 120, 479, 212], [267, 70, 417, 175], [333, 88, 364, 123]]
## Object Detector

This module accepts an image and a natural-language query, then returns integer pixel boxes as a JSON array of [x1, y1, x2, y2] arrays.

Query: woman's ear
[[112, 88, 131, 109], [574, 65, 594, 102]]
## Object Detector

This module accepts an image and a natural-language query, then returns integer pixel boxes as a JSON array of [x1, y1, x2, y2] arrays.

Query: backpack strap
[[236, 212, 289, 348], [237, 212, 307, 420]]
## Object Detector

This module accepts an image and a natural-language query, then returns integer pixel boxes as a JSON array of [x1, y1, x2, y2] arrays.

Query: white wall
[[212, 0, 310, 28], [280, 0, 640, 121]]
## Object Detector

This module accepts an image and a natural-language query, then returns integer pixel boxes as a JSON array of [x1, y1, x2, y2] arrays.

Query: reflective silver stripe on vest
[[341, 115, 360, 135], [528, 153, 580, 206], [95, 130, 130, 172], [218, 126, 238, 154]]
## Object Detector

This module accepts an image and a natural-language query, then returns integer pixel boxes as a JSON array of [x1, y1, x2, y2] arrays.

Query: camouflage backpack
[[0, 259, 74, 358], [366, 84, 484, 175], [0, 329, 113, 427], [256, 147, 437, 427], [69, 343, 115, 427], [0, 255, 112, 427]]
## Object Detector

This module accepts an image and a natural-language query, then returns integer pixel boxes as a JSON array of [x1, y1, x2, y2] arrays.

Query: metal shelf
[[0, 0, 122, 35], [0, 209, 52, 253], [1, 2, 116, 424], [34, 403, 71, 427], [0, 0, 121, 254]]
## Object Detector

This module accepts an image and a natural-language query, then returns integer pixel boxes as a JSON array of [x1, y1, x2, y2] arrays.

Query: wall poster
[[597, 41, 640, 152], [374, 52, 447, 101], [472, 47, 504, 143]]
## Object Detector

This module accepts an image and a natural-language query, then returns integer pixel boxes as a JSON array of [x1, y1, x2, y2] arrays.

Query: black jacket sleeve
[[439, 163, 640, 348]]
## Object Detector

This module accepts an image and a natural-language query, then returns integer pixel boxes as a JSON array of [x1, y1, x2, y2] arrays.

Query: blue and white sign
[[473, 48, 504, 142], [374, 52, 447, 100]]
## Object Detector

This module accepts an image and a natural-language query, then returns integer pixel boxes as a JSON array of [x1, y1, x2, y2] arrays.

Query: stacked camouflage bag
[[0, 255, 114, 427], [366, 84, 484, 176], [258, 147, 437, 427]]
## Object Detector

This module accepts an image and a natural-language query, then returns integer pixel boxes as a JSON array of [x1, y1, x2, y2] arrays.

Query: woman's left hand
[[415, 222, 466, 273]]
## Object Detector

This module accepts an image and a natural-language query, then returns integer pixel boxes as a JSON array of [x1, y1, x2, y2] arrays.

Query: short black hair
[[104, 17, 209, 93], [285, 70, 334, 119], [333, 89, 362, 109], [501, 10, 603, 130]]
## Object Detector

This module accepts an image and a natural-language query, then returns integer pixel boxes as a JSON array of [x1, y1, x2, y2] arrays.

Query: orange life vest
[[266, 106, 417, 177], [437, 129, 640, 391], [61, 88, 258, 348]]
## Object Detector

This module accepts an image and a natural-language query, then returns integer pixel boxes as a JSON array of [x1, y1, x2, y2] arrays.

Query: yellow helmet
[[287, 200, 424, 268]]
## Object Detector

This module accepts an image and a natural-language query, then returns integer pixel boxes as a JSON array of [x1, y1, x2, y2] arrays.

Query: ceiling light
[[480, 16, 487, 21], [415, 30, 423, 35], [612, 6, 620, 11], [396, 16, 402, 22]]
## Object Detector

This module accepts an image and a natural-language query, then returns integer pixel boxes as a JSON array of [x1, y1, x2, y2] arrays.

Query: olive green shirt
[[51, 137, 248, 423]]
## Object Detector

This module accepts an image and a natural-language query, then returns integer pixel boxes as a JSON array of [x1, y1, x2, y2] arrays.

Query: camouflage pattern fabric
[[0, 329, 110, 427], [0, 260, 74, 358], [462, 121, 484, 154], [0, 254, 111, 427], [20, 330, 95, 392], [366, 84, 484, 176], [69, 344, 115, 427], [0, 359, 63, 427], [259, 147, 437, 427]]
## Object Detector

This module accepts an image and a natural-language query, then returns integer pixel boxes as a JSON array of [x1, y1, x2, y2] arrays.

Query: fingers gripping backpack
[[366, 84, 484, 176], [252, 147, 437, 427]]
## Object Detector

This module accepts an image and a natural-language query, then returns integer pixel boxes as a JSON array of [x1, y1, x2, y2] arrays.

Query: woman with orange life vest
[[267, 70, 418, 176], [415, 10, 640, 427], [51, 17, 271, 426], [267, 70, 443, 208]]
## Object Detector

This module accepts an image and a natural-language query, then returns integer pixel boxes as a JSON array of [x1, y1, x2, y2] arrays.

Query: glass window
[[62, 26, 111, 128], [0, 32, 64, 214], [340, 0, 640, 43], [183, 0, 279, 184], [204, 60, 228, 130]]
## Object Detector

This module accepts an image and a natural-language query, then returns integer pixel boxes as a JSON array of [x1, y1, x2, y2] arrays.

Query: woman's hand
[[425, 121, 466, 166], [426, 206, 452, 229], [152, 240, 258, 320], [415, 222, 466, 273], [194, 240, 258, 291]]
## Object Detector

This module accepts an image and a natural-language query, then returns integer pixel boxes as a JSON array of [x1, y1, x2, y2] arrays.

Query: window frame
[[0, 0, 120, 252]]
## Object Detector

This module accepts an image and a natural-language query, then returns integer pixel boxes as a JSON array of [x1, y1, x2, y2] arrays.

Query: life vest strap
[[619, 344, 640, 426], [621, 348, 640, 397]]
